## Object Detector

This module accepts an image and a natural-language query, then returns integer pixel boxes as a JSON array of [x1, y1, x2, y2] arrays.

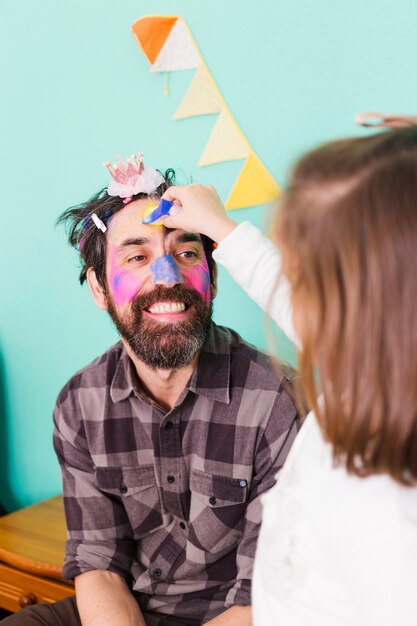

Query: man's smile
[[146, 301, 187, 314], [142, 299, 193, 323]]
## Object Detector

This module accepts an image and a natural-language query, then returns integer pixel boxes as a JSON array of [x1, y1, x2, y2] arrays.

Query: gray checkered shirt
[[53, 323, 300, 624]]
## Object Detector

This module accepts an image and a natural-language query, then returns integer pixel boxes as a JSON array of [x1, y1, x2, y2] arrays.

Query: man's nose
[[150, 254, 184, 287]]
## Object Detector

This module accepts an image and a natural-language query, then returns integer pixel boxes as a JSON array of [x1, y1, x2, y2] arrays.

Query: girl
[[158, 125, 417, 625]]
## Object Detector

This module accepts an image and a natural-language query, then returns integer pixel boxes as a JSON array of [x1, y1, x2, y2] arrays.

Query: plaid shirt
[[53, 323, 300, 625]]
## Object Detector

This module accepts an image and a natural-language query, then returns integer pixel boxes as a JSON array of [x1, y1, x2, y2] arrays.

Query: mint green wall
[[1, 0, 416, 511]]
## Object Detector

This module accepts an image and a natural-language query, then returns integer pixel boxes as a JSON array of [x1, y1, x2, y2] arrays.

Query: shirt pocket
[[95, 465, 163, 538], [188, 469, 248, 557]]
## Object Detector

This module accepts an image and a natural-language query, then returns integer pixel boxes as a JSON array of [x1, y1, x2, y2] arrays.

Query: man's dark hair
[[57, 169, 216, 290]]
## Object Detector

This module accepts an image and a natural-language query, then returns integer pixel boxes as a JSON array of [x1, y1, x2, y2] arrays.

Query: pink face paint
[[182, 258, 211, 304], [108, 243, 143, 306]]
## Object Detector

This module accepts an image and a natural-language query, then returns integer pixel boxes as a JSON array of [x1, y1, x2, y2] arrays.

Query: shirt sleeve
[[53, 386, 134, 581], [225, 382, 300, 607], [213, 221, 299, 347]]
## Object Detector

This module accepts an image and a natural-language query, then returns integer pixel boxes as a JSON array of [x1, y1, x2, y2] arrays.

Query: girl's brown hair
[[276, 127, 417, 484]]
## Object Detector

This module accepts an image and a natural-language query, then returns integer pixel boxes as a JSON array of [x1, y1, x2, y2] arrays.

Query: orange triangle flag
[[225, 152, 280, 210], [132, 16, 178, 65]]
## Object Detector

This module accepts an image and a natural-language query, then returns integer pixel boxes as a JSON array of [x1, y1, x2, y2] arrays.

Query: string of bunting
[[131, 15, 280, 210]]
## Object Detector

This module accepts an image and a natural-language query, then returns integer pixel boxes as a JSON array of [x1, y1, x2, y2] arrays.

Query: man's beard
[[107, 284, 213, 370]]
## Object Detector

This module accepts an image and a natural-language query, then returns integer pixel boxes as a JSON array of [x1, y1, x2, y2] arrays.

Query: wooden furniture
[[0, 496, 74, 613]]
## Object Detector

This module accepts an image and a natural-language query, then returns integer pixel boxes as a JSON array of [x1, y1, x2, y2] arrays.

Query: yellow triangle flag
[[198, 111, 250, 167], [225, 152, 280, 210], [173, 66, 222, 120]]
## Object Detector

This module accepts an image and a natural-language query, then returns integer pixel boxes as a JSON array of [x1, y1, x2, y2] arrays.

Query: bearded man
[[7, 157, 301, 626]]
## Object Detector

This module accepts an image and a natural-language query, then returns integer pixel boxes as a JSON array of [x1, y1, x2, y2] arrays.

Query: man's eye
[[178, 250, 197, 259], [128, 255, 146, 263]]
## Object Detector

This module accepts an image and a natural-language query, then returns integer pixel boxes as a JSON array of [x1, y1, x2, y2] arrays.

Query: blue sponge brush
[[142, 199, 173, 224]]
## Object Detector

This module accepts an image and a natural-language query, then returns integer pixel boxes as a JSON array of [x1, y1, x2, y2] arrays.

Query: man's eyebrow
[[171, 232, 202, 244], [119, 237, 151, 247]]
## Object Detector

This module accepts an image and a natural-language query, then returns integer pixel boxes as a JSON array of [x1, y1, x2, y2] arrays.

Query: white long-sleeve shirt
[[213, 221, 417, 626]]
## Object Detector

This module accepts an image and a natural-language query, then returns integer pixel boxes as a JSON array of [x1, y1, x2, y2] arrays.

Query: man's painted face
[[104, 199, 214, 369], [107, 200, 211, 309]]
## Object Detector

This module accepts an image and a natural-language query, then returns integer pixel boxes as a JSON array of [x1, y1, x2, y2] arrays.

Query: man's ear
[[211, 263, 218, 300], [86, 268, 108, 310]]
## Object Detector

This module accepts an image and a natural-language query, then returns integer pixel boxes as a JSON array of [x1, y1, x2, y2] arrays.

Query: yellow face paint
[[142, 201, 164, 228]]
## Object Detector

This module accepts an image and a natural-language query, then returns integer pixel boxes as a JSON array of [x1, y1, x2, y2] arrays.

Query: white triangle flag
[[151, 20, 201, 73], [173, 66, 222, 119]]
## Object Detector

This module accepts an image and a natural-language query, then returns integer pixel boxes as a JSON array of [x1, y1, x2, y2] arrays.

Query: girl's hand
[[160, 184, 238, 242]]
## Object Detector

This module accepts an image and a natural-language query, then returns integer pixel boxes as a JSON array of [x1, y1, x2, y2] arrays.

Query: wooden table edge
[[0, 547, 64, 582]]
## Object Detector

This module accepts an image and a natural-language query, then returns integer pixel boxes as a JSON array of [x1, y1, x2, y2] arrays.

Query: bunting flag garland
[[132, 15, 280, 210]]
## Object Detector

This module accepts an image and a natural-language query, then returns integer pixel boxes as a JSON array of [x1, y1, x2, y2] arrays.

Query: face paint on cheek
[[183, 260, 212, 304], [108, 245, 143, 307]]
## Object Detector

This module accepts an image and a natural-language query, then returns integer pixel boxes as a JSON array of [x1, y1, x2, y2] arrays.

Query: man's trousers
[[1, 597, 200, 626]]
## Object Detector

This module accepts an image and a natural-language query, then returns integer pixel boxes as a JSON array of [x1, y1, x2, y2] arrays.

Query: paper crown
[[103, 153, 165, 201]]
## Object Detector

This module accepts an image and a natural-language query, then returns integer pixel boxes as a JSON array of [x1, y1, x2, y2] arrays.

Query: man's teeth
[[148, 302, 186, 314]]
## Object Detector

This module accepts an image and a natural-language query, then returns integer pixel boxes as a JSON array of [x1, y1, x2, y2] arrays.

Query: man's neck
[[122, 339, 198, 412]]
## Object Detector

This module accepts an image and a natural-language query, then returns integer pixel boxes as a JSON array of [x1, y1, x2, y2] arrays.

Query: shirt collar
[[110, 323, 231, 405], [110, 343, 139, 403]]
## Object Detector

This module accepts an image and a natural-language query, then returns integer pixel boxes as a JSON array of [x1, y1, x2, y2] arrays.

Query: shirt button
[[119, 484, 128, 494], [165, 420, 174, 430], [153, 568, 162, 578], [179, 521, 186, 529], [209, 496, 217, 506], [239, 480, 247, 487], [167, 474, 175, 484]]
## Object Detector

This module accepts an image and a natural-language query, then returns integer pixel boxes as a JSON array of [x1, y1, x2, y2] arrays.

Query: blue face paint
[[150, 254, 183, 286], [142, 199, 173, 224]]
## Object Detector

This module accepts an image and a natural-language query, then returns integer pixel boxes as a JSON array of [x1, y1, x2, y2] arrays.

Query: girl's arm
[[213, 221, 297, 346], [159, 184, 298, 346]]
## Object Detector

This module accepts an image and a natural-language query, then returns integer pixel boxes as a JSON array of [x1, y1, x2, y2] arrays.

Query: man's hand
[[204, 605, 252, 626], [75, 570, 147, 626]]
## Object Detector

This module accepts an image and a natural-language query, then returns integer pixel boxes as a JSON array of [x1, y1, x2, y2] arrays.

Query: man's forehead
[[107, 199, 157, 239], [107, 199, 202, 247]]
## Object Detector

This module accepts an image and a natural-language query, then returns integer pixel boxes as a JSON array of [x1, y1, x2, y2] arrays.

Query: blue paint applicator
[[142, 199, 173, 224]]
